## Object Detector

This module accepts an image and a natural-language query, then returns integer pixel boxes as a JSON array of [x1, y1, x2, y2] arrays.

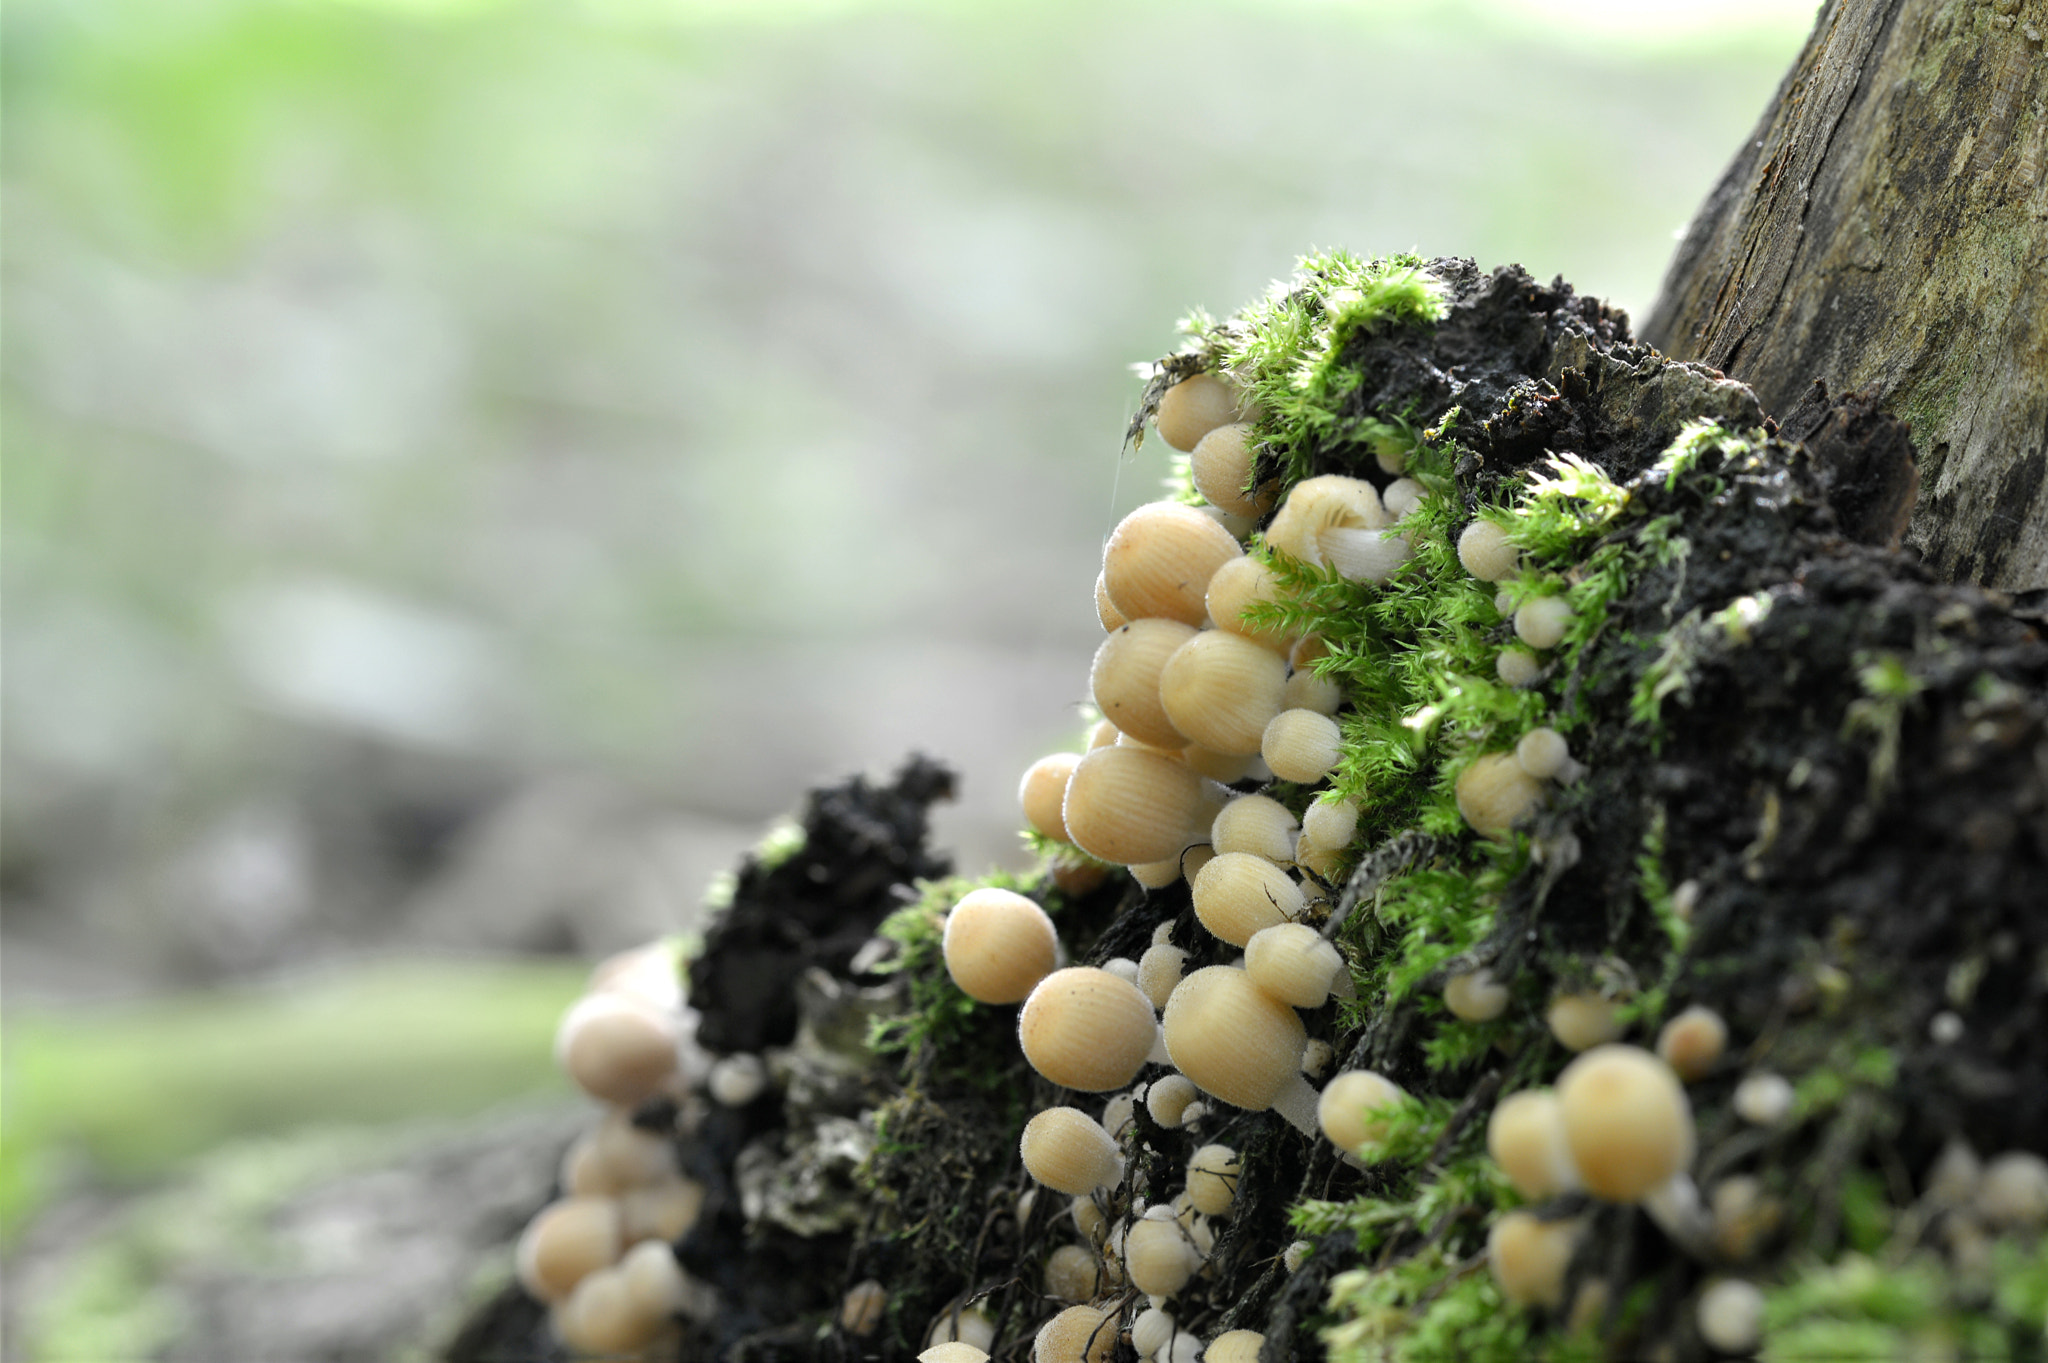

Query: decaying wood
[[1644, 0, 2048, 592]]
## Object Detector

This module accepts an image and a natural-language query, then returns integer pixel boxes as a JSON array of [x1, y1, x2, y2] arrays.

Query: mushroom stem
[[1269, 1072, 1321, 1137], [1642, 1173, 1713, 1256]]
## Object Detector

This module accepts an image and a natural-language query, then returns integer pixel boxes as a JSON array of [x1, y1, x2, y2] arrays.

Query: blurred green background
[[1, 0, 1813, 1354]]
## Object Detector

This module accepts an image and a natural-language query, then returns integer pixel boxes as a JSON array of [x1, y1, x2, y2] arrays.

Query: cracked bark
[[1643, 0, 2048, 594]]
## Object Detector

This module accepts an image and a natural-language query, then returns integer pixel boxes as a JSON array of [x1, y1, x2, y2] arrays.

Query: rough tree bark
[[1644, 0, 2048, 592]]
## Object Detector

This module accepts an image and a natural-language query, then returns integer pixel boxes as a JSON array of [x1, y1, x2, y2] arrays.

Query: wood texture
[[1644, 0, 2048, 591]]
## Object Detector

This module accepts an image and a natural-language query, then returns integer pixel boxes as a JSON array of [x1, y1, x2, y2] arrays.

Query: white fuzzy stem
[[1269, 1071, 1322, 1137], [1319, 527, 1414, 583], [1642, 1173, 1712, 1256]]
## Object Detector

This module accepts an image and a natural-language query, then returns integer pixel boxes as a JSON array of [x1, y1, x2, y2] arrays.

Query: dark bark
[[1643, 0, 2048, 593]]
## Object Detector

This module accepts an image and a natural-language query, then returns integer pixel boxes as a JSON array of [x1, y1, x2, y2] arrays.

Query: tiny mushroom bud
[[1064, 745, 1231, 866], [1147, 1073, 1201, 1128], [840, 1280, 888, 1336], [1710, 1175, 1782, 1261], [1132, 1307, 1177, 1359], [1044, 1244, 1101, 1303], [1021, 753, 1084, 842], [1020, 967, 1160, 1091], [1021, 1107, 1126, 1195], [1281, 1240, 1311, 1272], [1497, 647, 1543, 688], [1514, 597, 1573, 651], [1130, 858, 1185, 889], [1191, 423, 1274, 517], [1160, 630, 1290, 756], [616, 1238, 699, 1325], [1732, 1072, 1795, 1126], [1696, 1279, 1765, 1354], [620, 1175, 707, 1244], [1245, 923, 1349, 1009], [555, 1264, 664, 1356], [1205, 556, 1294, 653], [1103, 501, 1244, 627], [1299, 1038, 1335, 1079], [1457, 519, 1520, 582], [1301, 794, 1360, 853], [1382, 478, 1427, 519], [1191, 852, 1305, 947], [1185, 1144, 1240, 1216], [1157, 373, 1252, 452], [1093, 619, 1200, 749], [1317, 1070, 1408, 1158], [1513, 727, 1572, 782], [1455, 753, 1546, 840], [1034, 1304, 1119, 1363], [1547, 993, 1626, 1052], [1262, 708, 1343, 784], [1162, 967, 1320, 1134], [1487, 1210, 1580, 1308], [926, 1306, 997, 1353], [1444, 968, 1510, 1022], [944, 888, 1060, 1004], [1974, 1151, 2048, 1229], [1102, 1090, 1139, 1139], [708, 1052, 768, 1107], [1655, 1006, 1729, 1082], [555, 994, 680, 1107], [1138, 943, 1189, 1010]]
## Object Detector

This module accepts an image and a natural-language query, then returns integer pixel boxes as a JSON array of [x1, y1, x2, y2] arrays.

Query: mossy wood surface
[[451, 263, 2048, 1363], [1643, 0, 2048, 593]]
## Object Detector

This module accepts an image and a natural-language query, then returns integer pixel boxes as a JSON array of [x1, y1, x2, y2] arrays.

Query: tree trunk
[[1643, 0, 2048, 593]]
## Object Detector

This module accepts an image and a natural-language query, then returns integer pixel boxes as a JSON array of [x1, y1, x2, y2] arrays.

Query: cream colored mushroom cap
[[943, 887, 1060, 1004], [1102, 501, 1244, 627], [1157, 372, 1250, 452], [1034, 1304, 1119, 1363], [1020, 967, 1160, 1091], [1317, 1069, 1407, 1152], [1190, 852, 1304, 947], [1159, 630, 1289, 757], [1020, 752, 1083, 843], [1019, 1106, 1124, 1194], [1162, 966, 1307, 1110], [1092, 618, 1199, 749], [1556, 1044, 1695, 1201], [1064, 744, 1229, 866]]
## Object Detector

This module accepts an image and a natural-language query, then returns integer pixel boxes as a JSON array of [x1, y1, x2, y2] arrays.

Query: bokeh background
[[2, 0, 1813, 1356]]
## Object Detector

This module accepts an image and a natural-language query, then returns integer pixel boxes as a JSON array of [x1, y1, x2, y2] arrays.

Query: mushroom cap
[[1125, 1214, 1202, 1297], [554, 993, 679, 1107], [1515, 596, 1573, 650], [1162, 966, 1307, 1111], [1211, 794, 1299, 863], [1132, 1307, 1177, 1359], [1245, 923, 1344, 1009], [517, 1196, 624, 1304], [1156, 373, 1251, 452], [1485, 1089, 1576, 1200], [926, 1306, 997, 1352], [1103, 501, 1244, 627], [1191, 423, 1273, 517], [1317, 1070, 1407, 1153], [1300, 794, 1360, 853], [1034, 1305, 1119, 1363], [1205, 556, 1294, 652], [1191, 852, 1304, 947], [1282, 667, 1344, 716], [1094, 573, 1127, 632], [1654, 1005, 1728, 1082], [1556, 1045, 1695, 1201], [1020, 1106, 1125, 1194], [1044, 1244, 1102, 1303], [620, 1175, 707, 1244], [615, 1239, 691, 1322], [1695, 1279, 1765, 1354], [555, 1265, 663, 1355], [1486, 1211, 1579, 1308], [1265, 475, 1387, 567], [1496, 647, 1542, 688], [1064, 744, 1229, 866], [1092, 619, 1200, 749], [944, 887, 1060, 1004], [840, 1280, 888, 1336], [1514, 727, 1572, 781], [1185, 1143, 1240, 1216], [1975, 1151, 2048, 1229], [1020, 753, 1084, 843], [1261, 708, 1343, 784], [1443, 968, 1510, 1022], [1547, 993, 1625, 1052], [1159, 630, 1289, 756], [1457, 519, 1520, 581], [1137, 943, 1189, 1011], [1454, 753, 1545, 840], [1206, 1330, 1267, 1363], [1146, 1073, 1200, 1127], [922, 1347, 993, 1363], [1020, 967, 1159, 1091]]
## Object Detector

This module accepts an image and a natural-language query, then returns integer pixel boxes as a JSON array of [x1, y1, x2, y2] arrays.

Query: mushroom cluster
[[520, 944, 716, 1357]]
